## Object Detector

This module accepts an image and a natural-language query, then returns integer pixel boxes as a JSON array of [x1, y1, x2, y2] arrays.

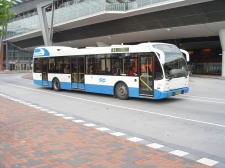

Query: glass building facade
[[1, 0, 223, 75], [3, 43, 33, 71], [2, 0, 171, 71]]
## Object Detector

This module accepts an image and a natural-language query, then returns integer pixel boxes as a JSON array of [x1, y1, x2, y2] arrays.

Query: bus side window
[[88, 64, 93, 74], [35, 63, 41, 73], [116, 68, 121, 75], [64, 64, 70, 73], [128, 67, 134, 76]]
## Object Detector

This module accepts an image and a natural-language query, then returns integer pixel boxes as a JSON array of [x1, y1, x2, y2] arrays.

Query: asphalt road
[[0, 73, 225, 164]]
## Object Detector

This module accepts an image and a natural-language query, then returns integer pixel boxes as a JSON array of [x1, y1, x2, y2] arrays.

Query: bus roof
[[33, 42, 174, 58]]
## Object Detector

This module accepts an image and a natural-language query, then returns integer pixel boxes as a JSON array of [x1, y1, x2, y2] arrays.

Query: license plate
[[175, 91, 180, 95]]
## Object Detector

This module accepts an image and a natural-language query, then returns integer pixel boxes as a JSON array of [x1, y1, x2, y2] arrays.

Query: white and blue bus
[[33, 42, 189, 100]]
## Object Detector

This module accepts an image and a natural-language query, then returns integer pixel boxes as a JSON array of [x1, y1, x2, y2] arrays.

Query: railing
[[5, 0, 171, 39], [51, 0, 105, 25], [6, 14, 40, 39]]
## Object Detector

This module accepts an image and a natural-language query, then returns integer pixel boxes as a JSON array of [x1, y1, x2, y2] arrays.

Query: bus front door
[[71, 57, 85, 90], [42, 58, 48, 86], [139, 55, 154, 97]]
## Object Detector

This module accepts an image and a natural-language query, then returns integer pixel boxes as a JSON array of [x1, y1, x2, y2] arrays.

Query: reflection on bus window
[[34, 58, 41, 73], [154, 57, 163, 80]]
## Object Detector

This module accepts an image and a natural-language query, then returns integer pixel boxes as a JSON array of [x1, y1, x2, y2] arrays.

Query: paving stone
[[0, 96, 211, 168]]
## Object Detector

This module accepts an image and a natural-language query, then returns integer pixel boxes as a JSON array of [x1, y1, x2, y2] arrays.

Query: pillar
[[5, 41, 8, 70], [219, 29, 225, 77], [0, 42, 3, 70], [36, 1, 53, 46]]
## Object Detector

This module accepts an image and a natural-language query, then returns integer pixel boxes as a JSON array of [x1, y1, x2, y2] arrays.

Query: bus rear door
[[71, 57, 85, 90], [139, 55, 154, 97], [42, 58, 48, 86]]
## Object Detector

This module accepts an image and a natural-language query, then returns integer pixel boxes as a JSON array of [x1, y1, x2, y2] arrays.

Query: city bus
[[33, 42, 189, 100]]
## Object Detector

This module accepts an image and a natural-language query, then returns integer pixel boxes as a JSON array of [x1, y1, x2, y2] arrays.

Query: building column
[[0, 42, 3, 70], [36, 1, 53, 46], [219, 29, 225, 77]]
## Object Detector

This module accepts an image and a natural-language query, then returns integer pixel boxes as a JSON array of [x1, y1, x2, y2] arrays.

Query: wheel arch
[[52, 77, 59, 84]]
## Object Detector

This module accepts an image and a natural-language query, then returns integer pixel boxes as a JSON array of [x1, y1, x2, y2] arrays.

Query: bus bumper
[[154, 87, 189, 100]]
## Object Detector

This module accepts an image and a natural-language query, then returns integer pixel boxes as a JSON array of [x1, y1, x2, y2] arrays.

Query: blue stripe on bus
[[34, 80, 88, 91], [34, 79, 188, 99], [34, 48, 50, 57], [154, 87, 189, 99], [71, 83, 85, 89], [85, 84, 139, 97], [34, 80, 52, 88], [85, 84, 113, 94], [128, 87, 139, 97], [60, 82, 72, 90]]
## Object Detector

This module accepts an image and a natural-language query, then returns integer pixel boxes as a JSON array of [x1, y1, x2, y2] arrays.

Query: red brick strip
[[0, 96, 210, 168]]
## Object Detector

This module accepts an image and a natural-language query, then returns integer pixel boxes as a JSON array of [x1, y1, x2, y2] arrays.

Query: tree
[[0, 0, 14, 36]]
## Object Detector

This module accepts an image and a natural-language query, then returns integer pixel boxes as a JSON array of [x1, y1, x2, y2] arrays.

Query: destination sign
[[111, 48, 129, 52]]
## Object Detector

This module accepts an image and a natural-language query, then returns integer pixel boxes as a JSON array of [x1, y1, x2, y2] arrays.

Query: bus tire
[[53, 78, 60, 91], [115, 82, 129, 100]]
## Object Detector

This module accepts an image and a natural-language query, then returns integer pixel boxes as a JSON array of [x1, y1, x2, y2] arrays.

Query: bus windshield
[[153, 44, 188, 79]]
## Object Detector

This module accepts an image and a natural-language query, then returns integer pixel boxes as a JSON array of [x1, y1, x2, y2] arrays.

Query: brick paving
[[0, 96, 210, 168]]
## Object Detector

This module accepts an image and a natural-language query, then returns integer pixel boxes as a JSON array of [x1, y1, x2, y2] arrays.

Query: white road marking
[[169, 150, 189, 157], [48, 111, 57, 114], [83, 123, 96, 127], [73, 120, 84, 123], [40, 108, 49, 111], [63, 117, 74, 120], [110, 132, 125, 136], [96, 127, 110, 131], [28, 104, 37, 107], [197, 158, 219, 166], [127, 137, 143, 142], [146, 143, 164, 149], [54, 114, 65, 117], [1, 82, 225, 128], [34, 106, 42, 109]]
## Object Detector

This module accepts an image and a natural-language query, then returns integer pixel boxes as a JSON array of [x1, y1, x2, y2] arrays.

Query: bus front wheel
[[53, 78, 60, 91], [115, 82, 129, 100]]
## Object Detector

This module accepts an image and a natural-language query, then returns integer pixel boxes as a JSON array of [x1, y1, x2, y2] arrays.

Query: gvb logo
[[99, 78, 106, 83]]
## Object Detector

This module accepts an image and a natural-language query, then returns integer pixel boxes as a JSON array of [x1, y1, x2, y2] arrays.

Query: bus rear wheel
[[53, 78, 60, 91], [115, 82, 129, 100]]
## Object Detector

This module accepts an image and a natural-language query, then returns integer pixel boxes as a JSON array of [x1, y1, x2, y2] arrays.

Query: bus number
[[111, 48, 129, 52]]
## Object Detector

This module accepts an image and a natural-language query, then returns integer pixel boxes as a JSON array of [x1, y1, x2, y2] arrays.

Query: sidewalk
[[0, 95, 212, 168]]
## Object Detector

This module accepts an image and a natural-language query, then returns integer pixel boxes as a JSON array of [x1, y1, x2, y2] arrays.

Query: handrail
[[140, 74, 152, 91], [72, 72, 84, 83], [42, 72, 47, 80]]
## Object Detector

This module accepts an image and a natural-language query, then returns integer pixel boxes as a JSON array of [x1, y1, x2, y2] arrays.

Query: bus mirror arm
[[152, 48, 165, 64], [180, 49, 190, 62]]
